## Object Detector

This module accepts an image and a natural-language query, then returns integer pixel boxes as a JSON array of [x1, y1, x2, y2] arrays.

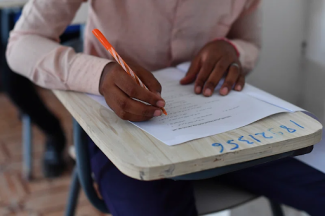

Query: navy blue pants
[[89, 140, 325, 216]]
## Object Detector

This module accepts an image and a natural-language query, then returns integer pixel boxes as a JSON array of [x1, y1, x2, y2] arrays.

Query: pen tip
[[162, 108, 167, 115]]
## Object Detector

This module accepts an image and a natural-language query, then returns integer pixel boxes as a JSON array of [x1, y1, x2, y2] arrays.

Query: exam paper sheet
[[88, 67, 288, 146], [177, 62, 304, 112]]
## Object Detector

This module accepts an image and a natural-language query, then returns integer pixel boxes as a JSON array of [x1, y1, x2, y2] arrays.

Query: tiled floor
[[0, 89, 107, 216]]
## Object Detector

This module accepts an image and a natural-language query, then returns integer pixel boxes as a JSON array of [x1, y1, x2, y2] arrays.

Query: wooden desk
[[53, 90, 322, 180]]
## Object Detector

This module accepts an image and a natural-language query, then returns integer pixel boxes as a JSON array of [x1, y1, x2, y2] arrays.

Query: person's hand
[[180, 40, 245, 96], [99, 62, 165, 121]]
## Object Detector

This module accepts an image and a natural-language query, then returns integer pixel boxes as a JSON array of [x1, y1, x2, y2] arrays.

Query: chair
[[22, 114, 33, 180], [65, 118, 285, 216], [0, 7, 83, 180], [1, 8, 32, 179]]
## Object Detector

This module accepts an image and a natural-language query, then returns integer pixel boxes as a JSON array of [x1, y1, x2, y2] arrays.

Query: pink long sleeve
[[6, 0, 261, 94], [228, 0, 262, 73], [6, 0, 110, 95]]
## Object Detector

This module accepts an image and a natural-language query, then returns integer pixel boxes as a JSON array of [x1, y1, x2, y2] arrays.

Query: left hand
[[180, 40, 245, 96]]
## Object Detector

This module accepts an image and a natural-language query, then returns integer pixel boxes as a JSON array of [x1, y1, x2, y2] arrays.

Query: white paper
[[178, 62, 325, 174], [242, 84, 304, 112], [177, 62, 304, 112], [88, 67, 290, 146]]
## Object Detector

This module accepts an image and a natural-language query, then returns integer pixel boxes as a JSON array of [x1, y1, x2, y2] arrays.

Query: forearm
[[6, 33, 110, 94], [5, 0, 111, 95]]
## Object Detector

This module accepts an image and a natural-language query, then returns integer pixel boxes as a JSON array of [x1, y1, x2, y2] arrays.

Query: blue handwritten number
[[268, 128, 284, 135], [249, 135, 261, 142], [280, 125, 296, 133], [290, 120, 304, 129], [212, 143, 224, 153], [238, 136, 254, 144], [227, 140, 239, 150], [255, 132, 273, 139]]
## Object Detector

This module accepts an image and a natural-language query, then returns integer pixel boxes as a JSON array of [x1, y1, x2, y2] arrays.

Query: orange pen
[[92, 29, 167, 115]]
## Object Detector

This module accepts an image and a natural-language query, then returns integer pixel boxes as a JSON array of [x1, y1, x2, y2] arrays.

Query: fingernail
[[220, 87, 228, 95], [195, 86, 201, 94], [204, 88, 212, 96], [154, 110, 162, 117], [156, 100, 165, 108], [236, 85, 242, 91]]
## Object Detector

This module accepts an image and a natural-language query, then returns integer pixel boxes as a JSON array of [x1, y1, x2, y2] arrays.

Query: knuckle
[[204, 61, 215, 69], [118, 99, 128, 110], [196, 78, 205, 86], [142, 108, 152, 117], [232, 66, 240, 74], [205, 81, 216, 88], [196, 75, 207, 84], [216, 63, 227, 72], [128, 87, 137, 98], [225, 81, 234, 87]]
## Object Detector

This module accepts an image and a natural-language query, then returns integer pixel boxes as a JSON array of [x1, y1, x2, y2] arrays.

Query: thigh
[[89, 141, 198, 216], [219, 157, 325, 216]]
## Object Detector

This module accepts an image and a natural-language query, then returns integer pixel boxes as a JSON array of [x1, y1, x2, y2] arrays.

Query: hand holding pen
[[93, 29, 166, 122]]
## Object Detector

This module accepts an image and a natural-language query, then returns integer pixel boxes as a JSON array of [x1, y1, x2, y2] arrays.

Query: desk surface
[[53, 90, 323, 180]]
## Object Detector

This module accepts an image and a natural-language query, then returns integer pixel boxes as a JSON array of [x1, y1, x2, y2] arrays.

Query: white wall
[[305, 0, 325, 67], [247, 0, 309, 104], [72, 2, 88, 25]]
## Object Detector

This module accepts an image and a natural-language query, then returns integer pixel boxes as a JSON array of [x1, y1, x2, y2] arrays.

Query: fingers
[[135, 66, 162, 94], [105, 86, 162, 122], [180, 56, 200, 85], [114, 70, 165, 108], [219, 63, 240, 96], [202, 58, 230, 97], [194, 58, 216, 94], [101, 62, 166, 122], [234, 74, 245, 91]]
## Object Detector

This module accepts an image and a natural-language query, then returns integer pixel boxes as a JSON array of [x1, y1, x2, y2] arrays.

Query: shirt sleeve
[[6, 0, 111, 95], [227, 0, 262, 73]]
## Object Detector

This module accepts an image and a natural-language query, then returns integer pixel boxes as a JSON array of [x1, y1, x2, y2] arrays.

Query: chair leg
[[269, 199, 285, 216], [22, 114, 32, 180], [65, 167, 81, 216]]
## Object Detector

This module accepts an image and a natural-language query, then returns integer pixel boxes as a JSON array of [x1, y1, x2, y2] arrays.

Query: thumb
[[180, 58, 200, 85]]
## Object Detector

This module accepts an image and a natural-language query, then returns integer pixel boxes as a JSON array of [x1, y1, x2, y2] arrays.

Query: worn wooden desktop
[[53, 90, 323, 180]]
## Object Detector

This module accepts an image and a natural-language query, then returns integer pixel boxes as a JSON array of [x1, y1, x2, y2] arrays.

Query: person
[[0, 9, 66, 178], [6, 0, 325, 215]]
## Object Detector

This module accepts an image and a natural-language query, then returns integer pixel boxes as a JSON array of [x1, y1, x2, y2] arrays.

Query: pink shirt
[[6, 0, 261, 95]]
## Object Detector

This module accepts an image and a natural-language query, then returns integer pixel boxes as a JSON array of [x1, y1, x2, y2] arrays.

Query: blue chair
[[0, 7, 82, 180], [1, 8, 33, 179], [66, 118, 285, 216], [21, 114, 33, 179]]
